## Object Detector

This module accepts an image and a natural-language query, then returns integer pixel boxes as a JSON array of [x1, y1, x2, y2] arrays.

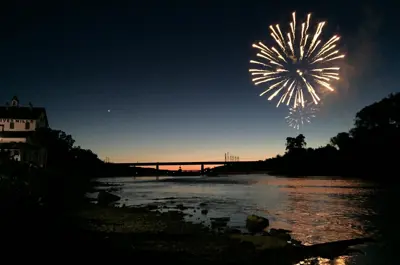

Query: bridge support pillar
[[156, 163, 159, 176], [201, 163, 204, 176]]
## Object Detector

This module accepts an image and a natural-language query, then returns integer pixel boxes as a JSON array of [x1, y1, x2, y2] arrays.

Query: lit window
[[25, 122, 30, 130], [10, 122, 14, 129]]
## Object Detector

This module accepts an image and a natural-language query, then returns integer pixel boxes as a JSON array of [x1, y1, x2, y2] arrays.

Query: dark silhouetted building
[[0, 96, 49, 167]]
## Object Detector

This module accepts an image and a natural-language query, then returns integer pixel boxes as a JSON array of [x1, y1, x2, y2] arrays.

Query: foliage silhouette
[[272, 92, 400, 177], [285, 134, 306, 153], [213, 92, 399, 178], [0, 127, 106, 221]]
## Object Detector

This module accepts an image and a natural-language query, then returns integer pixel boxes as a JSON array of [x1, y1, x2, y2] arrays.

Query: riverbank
[[67, 202, 373, 264], [75, 204, 261, 263], [2, 193, 375, 264]]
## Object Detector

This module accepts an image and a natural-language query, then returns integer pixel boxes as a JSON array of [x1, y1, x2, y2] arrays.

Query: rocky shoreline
[[74, 191, 375, 264]]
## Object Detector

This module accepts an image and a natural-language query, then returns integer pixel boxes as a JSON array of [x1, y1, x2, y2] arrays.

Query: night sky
[[0, 1, 398, 164]]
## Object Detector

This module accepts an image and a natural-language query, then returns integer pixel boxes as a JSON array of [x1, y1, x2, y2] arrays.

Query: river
[[98, 174, 398, 265]]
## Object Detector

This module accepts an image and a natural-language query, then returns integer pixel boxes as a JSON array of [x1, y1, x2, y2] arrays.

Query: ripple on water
[[99, 175, 381, 253]]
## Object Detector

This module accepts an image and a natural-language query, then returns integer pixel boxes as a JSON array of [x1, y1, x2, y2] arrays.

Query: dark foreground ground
[[2, 203, 373, 264]]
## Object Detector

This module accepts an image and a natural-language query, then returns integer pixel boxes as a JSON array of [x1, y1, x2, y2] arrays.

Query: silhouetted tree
[[285, 134, 306, 153], [350, 93, 400, 146], [348, 92, 400, 176], [330, 132, 353, 151], [285, 137, 295, 152], [33, 128, 76, 169], [354, 93, 400, 130], [33, 127, 103, 173], [259, 93, 400, 178]]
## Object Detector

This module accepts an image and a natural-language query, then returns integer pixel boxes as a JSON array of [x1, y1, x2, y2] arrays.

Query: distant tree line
[[266, 92, 400, 178], [215, 92, 400, 179]]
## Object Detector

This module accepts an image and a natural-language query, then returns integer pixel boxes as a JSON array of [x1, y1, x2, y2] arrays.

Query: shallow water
[[98, 174, 397, 265]]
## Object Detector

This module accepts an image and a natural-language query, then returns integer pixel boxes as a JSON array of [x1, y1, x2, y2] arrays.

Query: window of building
[[10, 122, 14, 129], [25, 122, 30, 130]]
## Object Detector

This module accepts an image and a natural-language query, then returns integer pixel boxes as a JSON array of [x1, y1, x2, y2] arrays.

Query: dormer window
[[11, 96, 19, 107]]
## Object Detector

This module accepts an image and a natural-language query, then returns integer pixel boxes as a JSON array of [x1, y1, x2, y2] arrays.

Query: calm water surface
[[99, 174, 397, 265]]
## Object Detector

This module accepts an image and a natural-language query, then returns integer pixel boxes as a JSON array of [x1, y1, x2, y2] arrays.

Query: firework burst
[[285, 100, 318, 130], [249, 12, 344, 108]]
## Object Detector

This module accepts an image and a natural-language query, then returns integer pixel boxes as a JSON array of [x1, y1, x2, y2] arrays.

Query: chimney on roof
[[29, 102, 33, 109]]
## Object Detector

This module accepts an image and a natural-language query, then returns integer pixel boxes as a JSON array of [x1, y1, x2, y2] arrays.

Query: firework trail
[[249, 12, 344, 108], [285, 100, 318, 130]]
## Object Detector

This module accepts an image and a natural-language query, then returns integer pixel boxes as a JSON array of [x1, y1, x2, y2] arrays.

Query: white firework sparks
[[285, 100, 318, 130], [249, 12, 344, 108]]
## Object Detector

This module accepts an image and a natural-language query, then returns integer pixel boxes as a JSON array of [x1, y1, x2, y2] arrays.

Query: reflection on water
[[295, 256, 350, 265], [99, 174, 388, 265], [265, 178, 377, 245]]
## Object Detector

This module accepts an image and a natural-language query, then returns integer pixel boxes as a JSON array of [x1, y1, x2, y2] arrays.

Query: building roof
[[0, 106, 49, 126], [0, 106, 45, 119], [0, 96, 49, 126]]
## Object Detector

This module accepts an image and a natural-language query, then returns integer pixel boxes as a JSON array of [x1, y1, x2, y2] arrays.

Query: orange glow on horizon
[[98, 148, 286, 170], [143, 165, 224, 171], [101, 157, 273, 171], [101, 154, 280, 163]]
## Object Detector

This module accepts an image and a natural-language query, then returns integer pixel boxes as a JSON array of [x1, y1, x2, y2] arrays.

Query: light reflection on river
[[98, 174, 395, 265]]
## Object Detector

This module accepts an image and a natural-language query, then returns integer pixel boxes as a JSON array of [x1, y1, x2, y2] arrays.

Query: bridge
[[113, 160, 261, 175]]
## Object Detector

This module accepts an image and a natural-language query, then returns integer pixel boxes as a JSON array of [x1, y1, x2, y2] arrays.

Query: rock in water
[[246, 215, 270, 233], [269, 228, 292, 241], [97, 191, 121, 205], [231, 234, 288, 249]]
